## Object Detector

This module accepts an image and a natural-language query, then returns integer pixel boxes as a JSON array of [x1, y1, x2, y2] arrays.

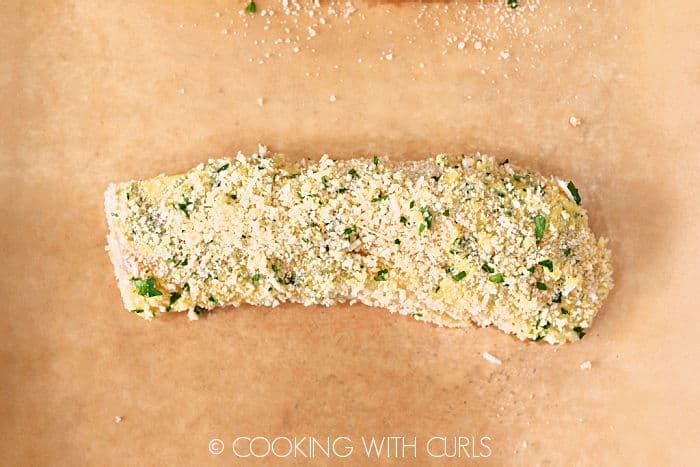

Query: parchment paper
[[2, 0, 699, 465]]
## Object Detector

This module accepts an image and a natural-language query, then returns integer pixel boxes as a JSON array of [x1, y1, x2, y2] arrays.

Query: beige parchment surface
[[1, 1, 699, 465]]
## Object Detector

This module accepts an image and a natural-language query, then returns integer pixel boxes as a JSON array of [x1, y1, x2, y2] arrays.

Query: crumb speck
[[115, 416, 122, 423], [329, 95, 337, 103], [580, 360, 592, 369], [482, 351, 502, 365], [257, 97, 264, 107], [569, 116, 582, 127]]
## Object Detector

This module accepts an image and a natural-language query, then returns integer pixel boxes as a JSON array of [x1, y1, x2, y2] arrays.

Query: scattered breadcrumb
[[115, 416, 122, 423], [580, 360, 592, 369], [329, 95, 336, 102], [522, 440, 527, 448], [257, 97, 264, 107], [482, 352, 502, 365], [178, 89, 185, 95], [569, 116, 582, 127]]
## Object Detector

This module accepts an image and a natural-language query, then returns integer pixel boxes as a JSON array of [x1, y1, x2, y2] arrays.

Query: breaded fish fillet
[[105, 151, 612, 343]]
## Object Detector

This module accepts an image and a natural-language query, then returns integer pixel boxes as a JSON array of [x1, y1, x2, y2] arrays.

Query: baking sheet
[[2, 0, 699, 465]]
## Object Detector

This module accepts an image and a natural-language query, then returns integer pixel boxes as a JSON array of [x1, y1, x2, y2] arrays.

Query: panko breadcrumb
[[104, 151, 613, 343]]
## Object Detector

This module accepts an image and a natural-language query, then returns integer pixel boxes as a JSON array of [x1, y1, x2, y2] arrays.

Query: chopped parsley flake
[[252, 273, 260, 282], [419, 223, 426, 233], [538, 259, 554, 272], [482, 263, 495, 273], [245, 0, 256, 13], [534, 215, 546, 245], [373, 156, 379, 166], [374, 269, 388, 281], [561, 308, 569, 315], [452, 271, 467, 281], [412, 312, 423, 318], [563, 246, 572, 256], [132, 276, 162, 297], [176, 197, 192, 218], [489, 273, 504, 283], [348, 168, 358, 177], [301, 237, 309, 243], [420, 206, 433, 229], [533, 335, 544, 342], [536, 282, 548, 290], [443, 209, 450, 216], [130, 309, 144, 314], [272, 264, 279, 272], [400, 216, 408, 225], [371, 193, 389, 202], [573, 326, 586, 339], [409, 200, 415, 209], [394, 238, 401, 245], [216, 163, 230, 173], [208, 296, 217, 303], [344, 226, 357, 240], [169, 292, 181, 306], [553, 292, 562, 303], [567, 181, 581, 205], [527, 266, 536, 273]]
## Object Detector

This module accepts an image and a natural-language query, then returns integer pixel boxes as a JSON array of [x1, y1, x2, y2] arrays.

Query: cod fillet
[[104, 151, 613, 343]]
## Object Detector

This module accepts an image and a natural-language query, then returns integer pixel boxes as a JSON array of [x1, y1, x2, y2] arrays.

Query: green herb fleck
[[348, 168, 358, 177], [561, 308, 569, 315], [542, 321, 551, 330], [230, 193, 237, 200], [371, 193, 389, 202], [394, 239, 401, 245], [563, 246, 572, 256], [321, 176, 329, 188], [538, 259, 554, 272], [208, 296, 217, 303], [169, 293, 181, 306], [444, 265, 453, 273], [567, 181, 581, 205], [536, 282, 548, 290], [434, 286, 441, 293], [452, 270, 467, 281], [338, 188, 348, 193], [245, 0, 256, 13], [527, 266, 536, 273], [412, 312, 423, 318], [489, 273, 504, 283], [420, 206, 433, 229], [252, 273, 260, 282], [409, 200, 415, 209], [183, 282, 190, 291], [482, 263, 495, 273], [419, 223, 426, 233], [176, 197, 192, 218], [533, 335, 544, 342], [534, 214, 546, 245], [216, 163, 230, 173], [573, 326, 586, 339], [374, 269, 388, 281], [344, 225, 357, 240], [194, 305, 206, 315], [373, 156, 379, 166], [132, 276, 162, 297], [552, 292, 562, 303], [272, 264, 279, 272], [443, 209, 450, 216], [507, 0, 518, 9], [130, 309, 144, 314], [302, 237, 309, 243]]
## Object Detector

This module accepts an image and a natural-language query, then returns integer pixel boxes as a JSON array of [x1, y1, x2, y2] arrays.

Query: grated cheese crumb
[[482, 352, 502, 365]]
